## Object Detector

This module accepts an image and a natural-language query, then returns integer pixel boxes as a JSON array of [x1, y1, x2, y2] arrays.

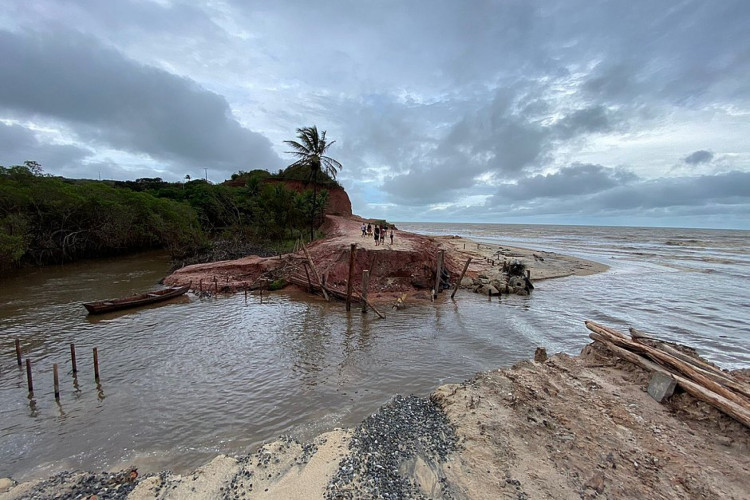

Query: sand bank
[[3, 340, 748, 499], [438, 235, 608, 281], [164, 216, 608, 305]]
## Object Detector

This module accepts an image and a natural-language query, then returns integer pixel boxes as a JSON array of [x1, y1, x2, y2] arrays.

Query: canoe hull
[[83, 285, 190, 314]]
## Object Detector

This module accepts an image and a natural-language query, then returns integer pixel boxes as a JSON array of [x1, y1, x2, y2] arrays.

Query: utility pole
[[203, 168, 208, 182]]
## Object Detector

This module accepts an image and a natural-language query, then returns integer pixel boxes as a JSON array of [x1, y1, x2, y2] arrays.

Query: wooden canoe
[[83, 285, 190, 314]]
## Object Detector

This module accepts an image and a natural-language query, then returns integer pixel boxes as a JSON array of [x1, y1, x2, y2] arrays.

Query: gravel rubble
[[13, 468, 143, 500], [326, 395, 458, 499]]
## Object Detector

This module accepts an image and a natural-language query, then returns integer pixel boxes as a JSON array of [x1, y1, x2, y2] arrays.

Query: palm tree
[[284, 126, 342, 241]]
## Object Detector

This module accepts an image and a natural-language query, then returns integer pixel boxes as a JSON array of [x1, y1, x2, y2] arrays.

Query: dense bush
[[0, 163, 331, 272]]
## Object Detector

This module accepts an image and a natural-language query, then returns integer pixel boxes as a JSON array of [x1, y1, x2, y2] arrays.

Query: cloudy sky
[[1, 1, 749, 229]]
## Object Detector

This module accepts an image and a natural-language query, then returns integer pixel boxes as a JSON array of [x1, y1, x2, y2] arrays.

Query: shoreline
[[3, 341, 748, 499], [163, 215, 609, 305], [1, 217, 616, 494]]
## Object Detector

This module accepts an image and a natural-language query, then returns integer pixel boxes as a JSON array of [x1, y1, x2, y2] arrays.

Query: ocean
[[398, 222, 750, 369], [1, 223, 748, 480]]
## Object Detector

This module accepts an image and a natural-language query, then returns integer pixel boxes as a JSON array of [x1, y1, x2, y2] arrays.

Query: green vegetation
[[284, 126, 343, 241], [0, 161, 335, 273]]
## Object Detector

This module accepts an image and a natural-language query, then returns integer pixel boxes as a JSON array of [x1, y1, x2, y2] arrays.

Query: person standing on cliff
[[361, 223, 366, 237], [390, 228, 394, 245], [374, 224, 380, 246], [367, 223, 372, 236]]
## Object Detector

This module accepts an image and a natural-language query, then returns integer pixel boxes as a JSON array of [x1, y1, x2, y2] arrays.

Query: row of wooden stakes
[[291, 244, 475, 318], [14, 340, 101, 400]]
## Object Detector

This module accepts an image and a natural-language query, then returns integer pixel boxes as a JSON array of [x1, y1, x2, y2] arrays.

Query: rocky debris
[[534, 347, 548, 363], [326, 395, 458, 499], [0, 478, 16, 494], [470, 266, 533, 297], [165, 215, 609, 305], [5, 468, 141, 500]]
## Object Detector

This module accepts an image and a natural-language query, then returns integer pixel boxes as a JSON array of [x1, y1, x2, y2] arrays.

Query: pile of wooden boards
[[585, 320, 750, 429]]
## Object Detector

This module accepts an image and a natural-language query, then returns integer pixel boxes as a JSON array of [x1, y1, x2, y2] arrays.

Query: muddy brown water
[[2, 224, 749, 481], [0, 251, 538, 480]]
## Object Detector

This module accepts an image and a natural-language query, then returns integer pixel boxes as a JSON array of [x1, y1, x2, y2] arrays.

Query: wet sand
[[437, 235, 609, 281]]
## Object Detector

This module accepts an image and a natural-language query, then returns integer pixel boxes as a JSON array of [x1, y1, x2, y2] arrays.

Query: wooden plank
[[301, 243, 329, 301], [630, 328, 750, 399], [433, 250, 444, 299], [589, 332, 750, 429], [451, 257, 472, 299], [346, 243, 356, 311], [361, 270, 370, 313], [586, 321, 750, 409]]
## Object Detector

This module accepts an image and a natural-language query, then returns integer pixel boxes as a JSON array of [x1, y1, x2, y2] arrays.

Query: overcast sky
[[1, 1, 749, 229]]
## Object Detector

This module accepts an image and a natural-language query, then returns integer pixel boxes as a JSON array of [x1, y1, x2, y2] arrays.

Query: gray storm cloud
[[0, 29, 282, 178], [1, 0, 749, 228]]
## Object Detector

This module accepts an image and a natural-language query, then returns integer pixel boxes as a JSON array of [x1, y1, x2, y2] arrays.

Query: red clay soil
[[164, 216, 457, 305]]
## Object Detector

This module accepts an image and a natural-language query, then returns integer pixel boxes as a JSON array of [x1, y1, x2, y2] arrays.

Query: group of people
[[361, 222, 394, 246]]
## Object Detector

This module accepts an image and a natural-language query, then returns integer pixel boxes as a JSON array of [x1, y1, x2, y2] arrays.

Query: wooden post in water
[[451, 257, 472, 299], [15, 339, 22, 366], [346, 243, 356, 311], [53, 364, 60, 400], [433, 250, 445, 299], [214, 276, 218, 294], [70, 343, 77, 374], [93, 348, 100, 382], [301, 244, 329, 301], [527, 270, 531, 279], [361, 270, 370, 313], [244, 285, 248, 302], [199, 279, 203, 292], [303, 262, 313, 292], [26, 359, 33, 395]]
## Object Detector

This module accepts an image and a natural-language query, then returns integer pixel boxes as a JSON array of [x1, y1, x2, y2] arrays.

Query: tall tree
[[284, 126, 342, 240]]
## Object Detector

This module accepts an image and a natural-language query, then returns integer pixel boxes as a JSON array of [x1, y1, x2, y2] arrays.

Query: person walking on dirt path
[[367, 223, 372, 236], [361, 223, 366, 237], [374, 225, 380, 246]]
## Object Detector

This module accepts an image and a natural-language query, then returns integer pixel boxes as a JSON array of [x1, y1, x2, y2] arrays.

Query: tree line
[[0, 163, 334, 273], [0, 126, 342, 273]]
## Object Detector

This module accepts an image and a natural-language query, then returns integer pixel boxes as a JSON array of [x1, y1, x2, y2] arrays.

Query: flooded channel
[[0, 251, 541, 480], [2, 223, 749, 480]]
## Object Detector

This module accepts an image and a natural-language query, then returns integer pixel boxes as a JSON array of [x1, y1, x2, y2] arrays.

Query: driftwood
[[451, 257, 472, 299], [630, 327, 750, 399], [301, 244, 329, 302], [588, 331, 750, 429], [586, 321, 750, 409], [585, 321, 750, 429], [286, 274, 386, 319]]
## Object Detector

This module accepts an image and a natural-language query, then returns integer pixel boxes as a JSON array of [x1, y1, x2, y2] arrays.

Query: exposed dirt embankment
[[164, 216, 607, 305]]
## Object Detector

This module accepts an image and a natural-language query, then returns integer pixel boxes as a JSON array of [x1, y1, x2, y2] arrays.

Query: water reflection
[[27, 396, 38, 418]]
